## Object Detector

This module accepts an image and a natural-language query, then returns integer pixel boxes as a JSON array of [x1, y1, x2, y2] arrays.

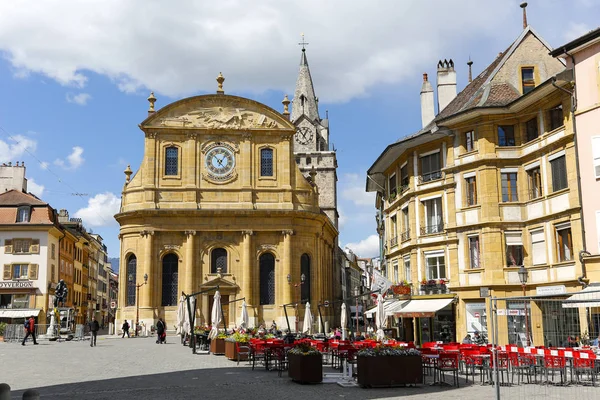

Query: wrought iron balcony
[[390, 236, 398, 247], [420, 222, 444, 235], [419, 170, 443, 184], [400, 229, 410, 242]]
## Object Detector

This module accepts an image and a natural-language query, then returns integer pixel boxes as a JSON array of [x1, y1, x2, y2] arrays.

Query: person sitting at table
[[462, 334, 472, 344], [592, 334, 600, 347], [563, 336, 577, 348]]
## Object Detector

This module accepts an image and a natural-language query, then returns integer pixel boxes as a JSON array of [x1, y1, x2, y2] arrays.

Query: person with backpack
[[156, 318, 166, 344], [122, 320, 130, 338], [22, 316, 38, 346], [89, 317, 100, 347]]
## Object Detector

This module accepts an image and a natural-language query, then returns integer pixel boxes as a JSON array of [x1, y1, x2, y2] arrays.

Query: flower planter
[[225, 340, 249, 361], [288, 353, 322, 383], [357, 355, 422, 387], [210, 338, 226, 355]]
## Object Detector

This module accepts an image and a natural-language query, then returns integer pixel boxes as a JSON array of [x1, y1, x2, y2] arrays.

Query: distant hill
[[108, 257, 120, 273]]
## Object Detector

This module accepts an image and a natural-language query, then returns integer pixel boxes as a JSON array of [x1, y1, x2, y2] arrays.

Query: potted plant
[[0, 322, 6, 342], [357, 345, 422, 387], [210, 332, 228, 355], [225, 332, 250, 361], [288, 342, 323, 383]]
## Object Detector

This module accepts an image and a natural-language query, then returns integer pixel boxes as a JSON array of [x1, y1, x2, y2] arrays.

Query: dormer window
[[521, 67, 535, 94], [16, 206, 30, 223]]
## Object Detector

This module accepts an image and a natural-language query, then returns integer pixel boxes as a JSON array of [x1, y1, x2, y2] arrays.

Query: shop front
[[394, 296, 456, 345], [0, 280, 42, 323]]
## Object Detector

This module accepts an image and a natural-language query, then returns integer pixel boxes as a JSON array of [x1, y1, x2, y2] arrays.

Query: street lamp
[[518, 266, 530, 346], [354, 286, 361, 338], [129, 272, 148, 337], [287, 273, 306, 333]]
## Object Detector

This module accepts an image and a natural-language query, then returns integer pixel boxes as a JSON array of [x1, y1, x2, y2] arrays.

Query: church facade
[[115, 51, 339, 332]]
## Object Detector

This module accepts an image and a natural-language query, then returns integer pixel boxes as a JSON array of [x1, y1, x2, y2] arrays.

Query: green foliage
[[0, 322, 6, 336], [357, 345, 421, 357], [225, 332, 249, 342], [288, 342, 321, 356]]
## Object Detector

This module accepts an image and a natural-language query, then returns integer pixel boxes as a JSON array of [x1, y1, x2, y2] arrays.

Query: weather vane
[[298, 33, 309, 50]]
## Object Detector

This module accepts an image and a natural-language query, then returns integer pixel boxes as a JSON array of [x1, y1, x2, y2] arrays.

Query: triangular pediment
[[199, 276, 240, 290], [141, 94, 295, 131]]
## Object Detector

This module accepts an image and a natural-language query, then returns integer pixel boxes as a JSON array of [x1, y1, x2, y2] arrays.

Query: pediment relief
[[143, 95, 294, 131], [200, 276, 240, 290]]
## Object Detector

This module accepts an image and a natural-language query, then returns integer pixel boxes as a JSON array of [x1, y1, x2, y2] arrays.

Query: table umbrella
[[176, 295, 185, 334], [340, 303, 347, 340], [303, 302, 313, 335], [182, 295, 196, 335], [208, 291, 222, 340], [375, 293, 385, 341], [239, 300, 249, 329]]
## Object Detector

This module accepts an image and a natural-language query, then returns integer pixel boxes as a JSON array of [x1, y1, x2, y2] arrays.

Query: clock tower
[[291, 46, 339, 229]]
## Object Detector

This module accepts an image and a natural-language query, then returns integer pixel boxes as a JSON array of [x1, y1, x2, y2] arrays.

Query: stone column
[[282, 230, 294, 305], [242, 230, 253, 305], [143, 132, 157, 203], [140, 230, 154, 308], [185, 231, 196, 295]]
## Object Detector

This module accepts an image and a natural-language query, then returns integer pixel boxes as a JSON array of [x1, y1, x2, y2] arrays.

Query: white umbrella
[[303, 302, 313, 335], [208, 291, 222, 340], [181, 296, 196, 335], [340, 303, 347, 340], [176, 295, 185, 334], [375, 293, 385, 341], [239, 300, 249, 329]]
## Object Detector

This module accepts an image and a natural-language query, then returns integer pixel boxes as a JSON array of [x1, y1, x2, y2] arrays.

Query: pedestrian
[[122, 320, 130, 338], [89, 317, 100, 347], [22, 315, 38, 346], [462, 334, 472, 344], [156, 318, 166, 344]]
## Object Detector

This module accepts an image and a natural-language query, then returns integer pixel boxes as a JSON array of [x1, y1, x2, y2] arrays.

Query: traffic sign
[[323, 300, 330, 307], [110, 301, 116, 309], [474, 312, 480, 318]]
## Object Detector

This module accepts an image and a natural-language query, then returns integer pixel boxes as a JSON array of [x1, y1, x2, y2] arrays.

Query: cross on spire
[[298, 33, 309, 50]]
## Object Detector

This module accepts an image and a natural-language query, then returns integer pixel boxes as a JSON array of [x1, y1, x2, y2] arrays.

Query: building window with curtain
[[531, 229, 546, 265], [556, 225, 573, 262], [260, 253, 275, 305], [501, 172, 518, 202], [550, 155, 567, 192], [126, 255, 137, 306], [425, 254, 445, 280], [165, 147, 178, 176], [422, 197, 443, 235], [393, 261, 399, 283], [466, 176, 477, 206], [16, 206, 30, 223], [161, 254, 178, 306], [465, 131, 475, 152], [527, 167, 542, 199], [420, 152, 442, 182], [211, 248, 228, 273], [468, 236, 480, 269], [404, 256, 411, 282], [260, 148, 273, 177], [300, 254, 311, 303], [505, 232, 524, 267]]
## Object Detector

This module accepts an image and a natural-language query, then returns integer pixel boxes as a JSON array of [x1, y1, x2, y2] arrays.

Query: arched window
[[126, 255, 137, 306], [165, 146, 178, 176], [161, 253, 178, 306], [260, 148, 273, 177], [260, 253, 275, 305], [301, 253, 311, 303], [211, 248, 228, 274]]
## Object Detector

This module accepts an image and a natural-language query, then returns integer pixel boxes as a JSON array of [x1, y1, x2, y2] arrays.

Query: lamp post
[[129, 272, 148, 337], [287, 273, 306, 333], [518, 265, 530, 346], [354, 286, 361, 338]]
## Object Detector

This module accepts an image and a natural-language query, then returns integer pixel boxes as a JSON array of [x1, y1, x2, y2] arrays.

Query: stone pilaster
[[185, 230, 196, 295], [140, 230, 154, 308], [242, 230, 253, 305], [282, 230, 294, 305]]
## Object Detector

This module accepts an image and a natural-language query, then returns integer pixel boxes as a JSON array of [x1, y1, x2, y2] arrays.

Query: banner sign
[[371, 269, 393, 295], [0, 281, 34, 289]]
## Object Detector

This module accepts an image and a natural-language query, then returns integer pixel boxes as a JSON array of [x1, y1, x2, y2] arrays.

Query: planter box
[[225, 340, 249, 361], [357, 355, 422, 387], [288, 353, 322, 383], [210, 338, 226, 355]]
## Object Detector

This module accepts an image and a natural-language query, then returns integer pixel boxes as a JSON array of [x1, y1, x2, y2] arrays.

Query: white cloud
[[55, 146, 84, 170], [340, 173, 375, 207], [66, 92, 91, 105], [0, 134, 37, 162], [0, 1, 517, 102], [563, 22, 591, 42], [73, 192, 120, 227], [344, 234, 380, 258], [27, 178, 44, 197]]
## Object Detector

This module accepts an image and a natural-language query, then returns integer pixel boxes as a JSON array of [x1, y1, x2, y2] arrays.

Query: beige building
[[367, 25, 584, 346], [115, 73, 338, 332]]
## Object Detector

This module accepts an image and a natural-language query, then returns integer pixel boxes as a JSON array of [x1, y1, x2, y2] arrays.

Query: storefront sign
[[508, 309, 521, 316], [496, 309, 506, 315], [536, 285, 566, 296], [0, 281, 34, 289]]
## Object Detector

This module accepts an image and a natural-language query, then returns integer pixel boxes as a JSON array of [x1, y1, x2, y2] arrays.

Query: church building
[[115, 48, 339, 332]]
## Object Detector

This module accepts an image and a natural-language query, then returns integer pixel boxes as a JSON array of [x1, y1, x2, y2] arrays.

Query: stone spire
[[291, 44, 320, 123]]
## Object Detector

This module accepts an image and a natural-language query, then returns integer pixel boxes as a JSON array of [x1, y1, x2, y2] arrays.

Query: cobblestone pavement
[[1, 335, 599, 399]]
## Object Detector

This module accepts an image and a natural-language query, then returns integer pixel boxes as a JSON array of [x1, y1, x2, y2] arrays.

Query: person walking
[[122, 320, 130, 338], [156, 318, 166, 344], [89, 317, 100, 347], [21, 316, 38, 346]]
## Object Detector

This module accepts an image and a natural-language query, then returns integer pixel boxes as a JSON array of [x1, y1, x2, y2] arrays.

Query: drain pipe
[[552, 48, 588, 287]]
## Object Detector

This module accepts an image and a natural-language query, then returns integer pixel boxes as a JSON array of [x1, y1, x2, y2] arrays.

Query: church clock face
[[295, 127, 313, 145], [205, 146, 235, 177]]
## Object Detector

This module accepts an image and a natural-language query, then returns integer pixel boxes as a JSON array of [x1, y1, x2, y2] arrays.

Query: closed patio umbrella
[[239, 300, 249, 329], [208, 291, 222, 340], [176, 295, 185, 335], [375, 293, 385, 341], [303, 302, 313, 335], [182, 295, 196, 335], [341, 303, 347, 340]]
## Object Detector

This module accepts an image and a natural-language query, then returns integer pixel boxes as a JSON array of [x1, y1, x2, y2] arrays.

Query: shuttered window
[[550, 155, 568, 192], [28, 264, 38, 280], [530, 230, 546, 265]]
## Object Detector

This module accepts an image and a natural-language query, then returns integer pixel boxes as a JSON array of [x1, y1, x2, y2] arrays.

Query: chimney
[[420, 73, 435, 128], [0, 162, 27, 193], [58, 209, 70, 223], [520, 2, 528, 29], [437, 59, 457, 113], [467, 59, 473, 83]]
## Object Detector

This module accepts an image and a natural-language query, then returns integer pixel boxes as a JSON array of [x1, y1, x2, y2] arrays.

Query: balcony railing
[[419, 170, 443, 184], [400, 183, 410, 193], [400, 229, 410, 242], [528, 188, 543, 200], [420, 222, 444, 235], [390, 236, 398, 247]]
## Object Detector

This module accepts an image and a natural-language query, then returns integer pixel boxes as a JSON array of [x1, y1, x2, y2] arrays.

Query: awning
[[393, 298, 454, 318], [0, 309, 41, 319], [562, 285, 600, 308], [365, 299, 408, 317]]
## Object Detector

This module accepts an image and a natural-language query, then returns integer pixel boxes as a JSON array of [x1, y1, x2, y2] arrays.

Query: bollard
[[22, 389, 40, 400], [0, 383, 11, 400]]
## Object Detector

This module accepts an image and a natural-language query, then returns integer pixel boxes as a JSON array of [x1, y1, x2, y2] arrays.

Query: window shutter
[[3, 264, 11, 280], [4, 239, 12, 254], [30, 239, 40, 254], [29, 264, 38, 280], [531, 230, 546, 265]]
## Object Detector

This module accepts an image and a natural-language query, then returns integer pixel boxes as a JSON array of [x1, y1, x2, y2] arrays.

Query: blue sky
[[0, 0, 597, 259]]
